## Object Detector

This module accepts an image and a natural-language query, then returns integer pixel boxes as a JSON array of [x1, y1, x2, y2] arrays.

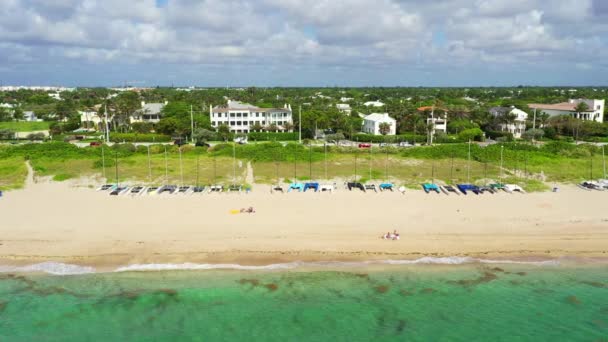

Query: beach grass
[[0, 157, 28, 190], [0, 121, 50, 132]]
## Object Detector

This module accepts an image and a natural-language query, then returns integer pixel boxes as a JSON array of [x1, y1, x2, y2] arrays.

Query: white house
[[336, 103, 352, 114], [210, 100, 293, 133], [364, 101, 385, 107], [362, 113, 396, 135], [419, 106, 448, 136], [340, 97, 353, 102], [22, 111, 43, 122], [528, 99, 604, 123], [130, 101, 167, 124], [489, 106, 528, 138]]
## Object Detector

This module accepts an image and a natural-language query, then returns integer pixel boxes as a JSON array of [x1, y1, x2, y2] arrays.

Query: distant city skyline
[[1, 0, 607, 87]]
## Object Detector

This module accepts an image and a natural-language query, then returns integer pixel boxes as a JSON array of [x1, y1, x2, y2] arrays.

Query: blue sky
[[0, 0, 607, 87]]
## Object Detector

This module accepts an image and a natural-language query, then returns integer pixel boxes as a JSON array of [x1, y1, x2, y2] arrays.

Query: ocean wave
[[0, 257, 563, 276], [0, 262, 95, 275]]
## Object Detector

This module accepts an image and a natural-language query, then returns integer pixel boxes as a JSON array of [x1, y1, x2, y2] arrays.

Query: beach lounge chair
[[457, 184, 480, 195], [304, 182, 319, 192], [192, 186, 205, 193], [422, 183, 440, 194], [288, 183, 305, 192], [97, 184, 116, 191], [129, 186, 147, 196], [346, 182, 365, 192], [364, 184, 377, 192], [379, 183, 394, 192], [489, 183, 506, 192], [478, 186, 495, 194], [505, 184, 526, 193], [228, 184, 242, 192], [109, 186, 129, 196], [319, 184, 334, 192], [158, 185, 178, 194], [146, 186, 159, 195], [440, 185, 460, 195], [271, 184, 284, 193], [209, 185, 224, 192]]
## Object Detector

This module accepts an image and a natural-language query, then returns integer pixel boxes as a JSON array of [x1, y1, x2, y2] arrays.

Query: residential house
[[489, 106, 528, 138], [130, 101, 167, 124], [418, 106, 448, 135], [22, 111, 43, 122], [528, 99, 604, 123], [340, 97, 353, 102], [362, 113, 396, 135], [336, 103, 352, 114], [364, 101, 385, 107], [210, 100, 293, 133]]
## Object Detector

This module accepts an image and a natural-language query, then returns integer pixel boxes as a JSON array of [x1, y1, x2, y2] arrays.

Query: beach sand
[[1, 170, 607, 270]]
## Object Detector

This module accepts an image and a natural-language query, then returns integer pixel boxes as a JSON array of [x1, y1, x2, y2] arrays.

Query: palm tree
[[379, 122, 391, 135], [574, 102, 590, 120]]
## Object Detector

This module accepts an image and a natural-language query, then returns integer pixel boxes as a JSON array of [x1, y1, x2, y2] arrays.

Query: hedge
[[248, 132, 298, 141], [109, 133, 172, 143]]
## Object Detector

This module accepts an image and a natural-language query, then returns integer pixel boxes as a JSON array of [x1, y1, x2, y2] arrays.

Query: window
[[230, 121, 235, 126], [598, 105, 601, 110], [230, 113, 235, 118], [237, 121, 242, 125]]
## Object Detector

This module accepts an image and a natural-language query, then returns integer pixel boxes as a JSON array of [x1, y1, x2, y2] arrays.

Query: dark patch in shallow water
[[515, 272, 527, 276], [399, 289, 413, 297], [265, 283, 279, 291], [354, 273, 370, 280], [238, 279, 260, 287], [490, 267, 505, 273], [0, 301, 6, 313], [567, 295, 581, 306], [375, 285, 390, 294], [420, 288, 435, 294], [449, 271, 498, 287], [581, 281, 607, 288], [395, 319, 407, 333]]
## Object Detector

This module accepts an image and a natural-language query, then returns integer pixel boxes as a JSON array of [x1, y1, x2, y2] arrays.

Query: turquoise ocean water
[[0, 261, 607, 341]]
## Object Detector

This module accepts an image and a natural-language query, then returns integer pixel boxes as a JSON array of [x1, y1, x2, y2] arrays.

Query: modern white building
[[489, 106, 528, 138], [362, 113, 396, 135], [130, 101, 167, 124], [340, 97, 354, 102], [419, 106, 448, 135], [22, 111, 43, 122], [528, 99, 605, 123], [210, 100, 293, 133], [364, 101, 385, 107], [336, 103, 352, 114]]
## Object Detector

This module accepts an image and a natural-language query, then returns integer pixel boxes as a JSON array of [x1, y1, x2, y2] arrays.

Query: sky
[[0, 0, 607, 87]]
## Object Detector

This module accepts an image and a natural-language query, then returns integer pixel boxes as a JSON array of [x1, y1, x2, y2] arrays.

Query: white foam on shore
[[0, 262, 95, 275], [0, 257, 563, 276]]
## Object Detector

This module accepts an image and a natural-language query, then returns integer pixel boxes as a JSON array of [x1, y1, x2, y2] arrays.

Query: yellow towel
[[230, 210, 240, 214]]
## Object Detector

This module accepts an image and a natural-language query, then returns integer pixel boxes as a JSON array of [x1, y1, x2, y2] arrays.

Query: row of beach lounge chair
[[422, 183, 525, 195], [97, 184, 246, 196]]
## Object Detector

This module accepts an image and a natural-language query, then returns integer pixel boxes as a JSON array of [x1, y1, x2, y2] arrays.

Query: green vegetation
[[2, 141, 606, 191], [0, 157, 28, 190], [0, 121, 50, 132]]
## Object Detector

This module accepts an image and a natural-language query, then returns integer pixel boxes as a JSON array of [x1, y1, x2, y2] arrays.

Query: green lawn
[[0, 121, 50, 132]]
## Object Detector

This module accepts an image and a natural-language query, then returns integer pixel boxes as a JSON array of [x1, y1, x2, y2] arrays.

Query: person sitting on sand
[[393, 230, 400, 240], [382, 232, 391, 240]]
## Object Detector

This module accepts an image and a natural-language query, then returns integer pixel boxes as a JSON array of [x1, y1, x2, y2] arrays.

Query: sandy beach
[[1, 169, 608, 271]]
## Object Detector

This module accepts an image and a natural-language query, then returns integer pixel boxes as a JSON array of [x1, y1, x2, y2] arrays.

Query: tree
[[266, 123, 279, 132], [0, 107, 11, 121], [113, 92, 141, 130], [131, 122, 153, 133], [12, 107, 24, 121], [283, 122, 294, 132], [250, 122, 263, 132], [458, 128, 484, 142], [378, 122, 391, 135], [193, 128, 215, 142], [574, 101, 590, 113], [325, 132, 345, 145], [155, 117, 180, 136], [217, 124, 231, 141], [522, 129, 544, 141]]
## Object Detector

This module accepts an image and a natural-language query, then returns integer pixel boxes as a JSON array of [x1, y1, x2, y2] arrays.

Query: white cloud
[[0, 0, 606, 85]]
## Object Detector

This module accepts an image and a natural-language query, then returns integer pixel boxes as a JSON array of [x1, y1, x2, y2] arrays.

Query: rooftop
[[528, 102, 589, 112]]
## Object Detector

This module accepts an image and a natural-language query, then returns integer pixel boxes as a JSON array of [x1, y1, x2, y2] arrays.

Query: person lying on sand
[[382, 230, 400, 240], [240, 207, 256, 214]]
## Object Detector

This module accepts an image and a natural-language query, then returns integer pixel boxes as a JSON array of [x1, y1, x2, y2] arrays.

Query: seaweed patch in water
[[581, 281, 607, 288], [354, 273, 370, 280], [238, 279, 260, 287], [420, 288, 435, 294], [265, 283, 279, 291], [399, 289, 413, 297], [375, 285, 390, 294], [395, 319, 407, 333], [448, 271, 498, 287], [0, 301, 6, 313], [566, 295, 581, 306]]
